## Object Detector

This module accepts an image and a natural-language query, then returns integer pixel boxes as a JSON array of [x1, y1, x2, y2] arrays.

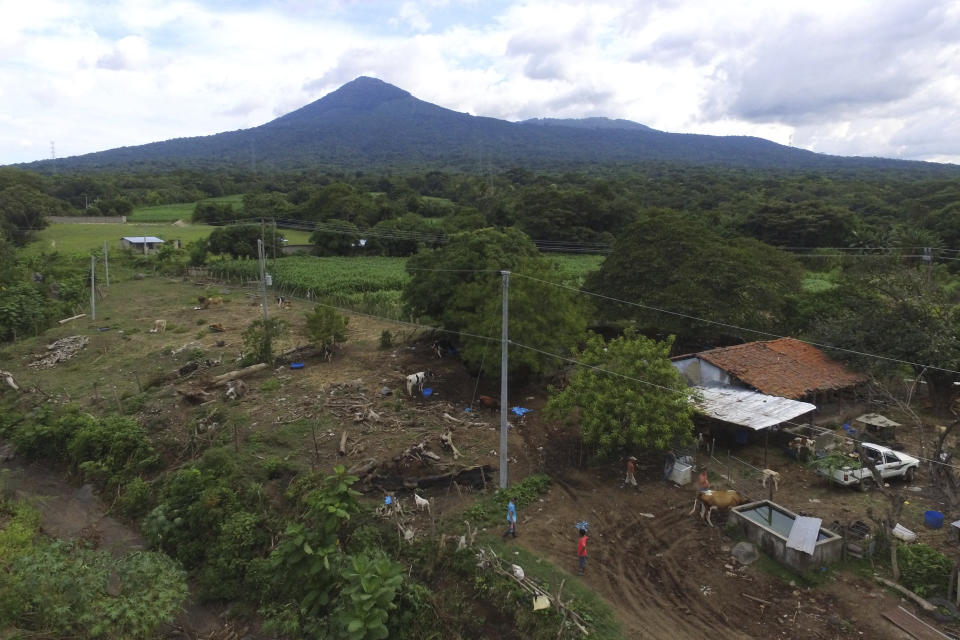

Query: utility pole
[[103, 242, 110, 287], [90, 255, 96, 321], [257, 239, 269, 323], [499, 270, 510, 489]]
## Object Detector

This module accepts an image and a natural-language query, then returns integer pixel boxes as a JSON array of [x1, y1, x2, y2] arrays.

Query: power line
[[511, 272, 960, 377]]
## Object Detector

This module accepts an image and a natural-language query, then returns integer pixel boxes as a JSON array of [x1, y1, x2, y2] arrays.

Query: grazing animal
[[761, 469, 781, 491], [414, 493, 431, 514], [406, 371, 428, 397], [477, 395, 499, 412], [150, 319, 166, 334], [225, 379, 248, 400], [690, 490, 749, 527], [276, 296, 284, 307], [198, 296, 223, 309]]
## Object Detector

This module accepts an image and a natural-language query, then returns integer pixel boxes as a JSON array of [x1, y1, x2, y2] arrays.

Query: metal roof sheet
[[693, 386, 816, 431], [855, 413, 901, 428], [786, 516, 822, 556], [121, 236, 165, 243]]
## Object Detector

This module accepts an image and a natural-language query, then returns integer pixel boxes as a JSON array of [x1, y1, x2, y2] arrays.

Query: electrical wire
[[511, 272, 960, 377]]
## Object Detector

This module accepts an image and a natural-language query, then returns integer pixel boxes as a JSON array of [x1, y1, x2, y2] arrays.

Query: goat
[[690, 490, 749, 527], [477, 395, 499, 412], [406, 371, 428, 397], [761, 469, 781, 491], [276, 296, 284, 307], [225, 379, 248, 401], [414, 493, 431, 514], [149, 319, 166, 334]]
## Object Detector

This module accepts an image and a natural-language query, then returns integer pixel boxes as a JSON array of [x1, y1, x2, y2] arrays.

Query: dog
[[761, 469, 781, 491], [149, 319, 166, 334]]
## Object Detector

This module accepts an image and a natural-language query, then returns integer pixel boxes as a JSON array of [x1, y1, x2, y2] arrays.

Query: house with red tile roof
[[672, 337, 866, 402]]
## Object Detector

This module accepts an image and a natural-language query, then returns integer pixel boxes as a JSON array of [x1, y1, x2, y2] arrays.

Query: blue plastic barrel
[[925, 510, 944, 529], [290, 362, 304, 369]]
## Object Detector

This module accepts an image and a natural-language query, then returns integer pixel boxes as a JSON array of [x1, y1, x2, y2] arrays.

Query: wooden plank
[[882, 606, 950, 640]]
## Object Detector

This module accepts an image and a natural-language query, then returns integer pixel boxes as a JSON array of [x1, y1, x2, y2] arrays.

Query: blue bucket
[[925, 510, 944, 529]]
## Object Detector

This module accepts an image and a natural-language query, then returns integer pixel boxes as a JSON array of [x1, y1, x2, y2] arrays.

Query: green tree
[[740, 200, 855, 248], [241, 317, 288, 365], [808, 259, 960, 412], [207, 224, 284, 259], [366, 214, 433, 256], [304, 305, 349, 353], [310, 219, 360, 256], [585, 210, 803, 347], [545, 329, 695, 457], [403, 228, 588, 378], [0, 184, 61, 246]]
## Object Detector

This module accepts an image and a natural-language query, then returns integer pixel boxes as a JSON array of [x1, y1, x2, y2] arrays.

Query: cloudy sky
[[3, 0, 960, 165]]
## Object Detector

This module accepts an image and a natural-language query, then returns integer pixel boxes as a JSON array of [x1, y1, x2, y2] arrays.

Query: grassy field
[[24, 222, 313, 256], [128, 194, 245, 223]]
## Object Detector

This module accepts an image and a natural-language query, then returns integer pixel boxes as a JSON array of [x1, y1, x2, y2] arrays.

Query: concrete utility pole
[[103, 242, 110, 287], [257, 239, 269, 323], [90, 255, 96, 321], [499, 270, 510, 489]]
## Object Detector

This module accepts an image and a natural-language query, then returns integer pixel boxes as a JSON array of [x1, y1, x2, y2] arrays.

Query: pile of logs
[[29, 336, 89, 368]]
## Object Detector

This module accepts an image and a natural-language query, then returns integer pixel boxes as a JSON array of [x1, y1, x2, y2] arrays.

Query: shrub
[[898, 543, 952, 597], [379, 330, 392, 349]]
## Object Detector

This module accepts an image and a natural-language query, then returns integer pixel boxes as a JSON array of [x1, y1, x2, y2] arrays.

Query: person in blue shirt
[[502, 498, 517, 538]]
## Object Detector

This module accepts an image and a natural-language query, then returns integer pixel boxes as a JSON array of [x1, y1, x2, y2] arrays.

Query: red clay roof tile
[[696, 337, 866, 399]]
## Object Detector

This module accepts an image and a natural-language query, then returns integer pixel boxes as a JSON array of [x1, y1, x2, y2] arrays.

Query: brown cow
[[477, 395, 499, 412], [689, 490, 749, 527]]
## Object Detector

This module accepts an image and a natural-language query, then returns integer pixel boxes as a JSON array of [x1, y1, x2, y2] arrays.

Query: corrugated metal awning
[[856, 413, 901, 429], [122, 236, 165, 243], [693, 386, 816, 431], [787, 516, 822, 556]]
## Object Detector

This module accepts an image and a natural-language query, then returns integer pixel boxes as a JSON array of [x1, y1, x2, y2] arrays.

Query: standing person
[[621, 456, 639, 491], [502, 498, 517, 539], [577, 528, 588, 575], [663, 449, 676, 483]]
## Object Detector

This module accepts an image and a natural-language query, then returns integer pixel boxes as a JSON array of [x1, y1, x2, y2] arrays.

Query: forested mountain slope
[[19, 77, 959, 174]]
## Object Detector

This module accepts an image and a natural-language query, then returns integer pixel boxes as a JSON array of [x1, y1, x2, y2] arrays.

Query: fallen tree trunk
[[58, 313, 86, 325], [208, 363, 268, 387], [348, 459, 378, 476], [874, 575, 938, 612], [374, 465, 493, 491], [339, 431, 347, 456]]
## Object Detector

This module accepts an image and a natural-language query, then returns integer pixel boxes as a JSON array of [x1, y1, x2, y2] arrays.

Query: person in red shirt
[[577, 529, 588, 575]]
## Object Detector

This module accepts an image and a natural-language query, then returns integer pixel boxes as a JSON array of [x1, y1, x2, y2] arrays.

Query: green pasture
[[128, 194, 245, 223], [24, 222, 312, 257]]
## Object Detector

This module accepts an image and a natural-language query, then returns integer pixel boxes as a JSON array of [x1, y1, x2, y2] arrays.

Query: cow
[[477, 395, 499, 412], [689, 490, 749, 527], [149, 319, 166, 334], [406, 371, 428, 397]]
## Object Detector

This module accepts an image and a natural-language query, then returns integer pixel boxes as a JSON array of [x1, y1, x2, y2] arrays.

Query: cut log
[[348, 458, 378, 476], [742, 593, 773, 606], [58, 313, 86, 325], [874, 575, 938, 612], [208, 362, 268, 387], [339, 431, 347, 456]]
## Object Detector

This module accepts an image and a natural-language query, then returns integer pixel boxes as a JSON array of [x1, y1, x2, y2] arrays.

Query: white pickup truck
[[819, 442, 919, 489]]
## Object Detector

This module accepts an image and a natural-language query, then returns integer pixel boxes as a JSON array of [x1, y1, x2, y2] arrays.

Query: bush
[[898, 543, 952, 597], [3, 540, 187, 639], [379, 330, 392, 349], [464, 474, 552, 526]]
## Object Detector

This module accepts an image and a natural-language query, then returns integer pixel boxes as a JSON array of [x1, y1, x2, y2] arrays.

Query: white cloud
[[1, 0, 959, 164]]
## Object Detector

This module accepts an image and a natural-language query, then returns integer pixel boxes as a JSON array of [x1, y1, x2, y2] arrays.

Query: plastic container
[[290, 362, 304, 369], [925, 510, 944, 529]]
